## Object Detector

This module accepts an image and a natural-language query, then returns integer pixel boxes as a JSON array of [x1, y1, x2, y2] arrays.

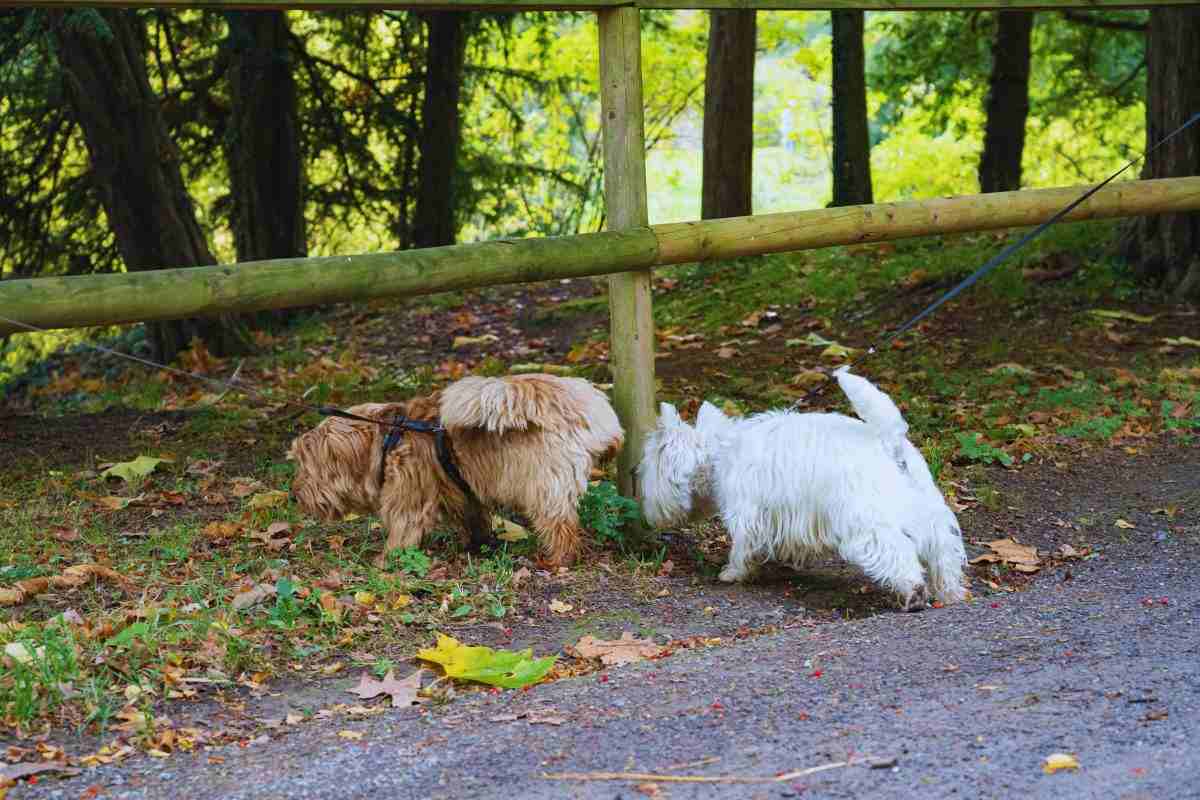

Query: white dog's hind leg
[[718, 520, 759, 583], [835, 527, 928, 611], [923, 523, 968, 604]]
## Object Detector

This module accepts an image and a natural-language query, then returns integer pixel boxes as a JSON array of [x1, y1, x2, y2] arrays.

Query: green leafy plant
[[579, 481, 642, 549], [387, 547, 432, 577], [1, 624, 81, 724], [954, 432, 1014, 467]]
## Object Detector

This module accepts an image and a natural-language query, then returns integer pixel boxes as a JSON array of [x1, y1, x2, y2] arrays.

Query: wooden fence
[[1, 0, 1195, 497]]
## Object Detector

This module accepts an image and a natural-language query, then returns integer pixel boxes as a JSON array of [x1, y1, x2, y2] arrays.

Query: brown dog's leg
[[532, 510, 585, 567], [461, 498, 494, 553], [377, 499, 439, 568]]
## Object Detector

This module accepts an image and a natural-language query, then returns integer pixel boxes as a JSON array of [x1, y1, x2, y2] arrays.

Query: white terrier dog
[[639, 367, 966, 611]]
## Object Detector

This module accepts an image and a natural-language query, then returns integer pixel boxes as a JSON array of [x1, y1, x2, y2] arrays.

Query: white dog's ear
[[696, 401, 730, 432], [658, 402, 681, 425]]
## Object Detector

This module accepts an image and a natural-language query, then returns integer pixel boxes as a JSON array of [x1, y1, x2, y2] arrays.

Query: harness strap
[[368, 413, 482, 508]]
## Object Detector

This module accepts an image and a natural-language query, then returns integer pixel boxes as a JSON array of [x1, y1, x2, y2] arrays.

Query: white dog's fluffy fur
[[639, 367, 966, 610]]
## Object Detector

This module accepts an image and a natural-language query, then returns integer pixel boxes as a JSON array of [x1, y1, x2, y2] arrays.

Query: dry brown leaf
[[549, 599, 573, 614], [50, 526, 80, 542], [0, 564, 130, 607], [969, 538, 1041, 573], [231, 582, 276, 611], [250, 522, 293, 551], [0, 761, 80, 783], [202, 521, 243, 541], [575, 632, 666, 666], [1114, 519, 1136, 530], [229, 479, 263, 498], [347, 669, 424, 708], [715, 347, 738, 359]]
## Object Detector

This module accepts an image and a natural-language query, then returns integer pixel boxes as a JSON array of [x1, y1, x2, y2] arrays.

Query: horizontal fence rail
[[3, 0, 1194, 9], [3, 176, 1199, 338]]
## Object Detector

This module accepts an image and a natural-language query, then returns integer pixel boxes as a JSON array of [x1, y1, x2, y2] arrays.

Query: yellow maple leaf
[[416, 633, 555, 689]]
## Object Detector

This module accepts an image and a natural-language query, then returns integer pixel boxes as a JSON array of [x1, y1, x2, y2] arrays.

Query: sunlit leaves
[[417, 633, 556, 689]]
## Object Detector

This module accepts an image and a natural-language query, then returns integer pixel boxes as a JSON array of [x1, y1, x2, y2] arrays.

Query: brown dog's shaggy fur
[[287, 374, 624, 566]]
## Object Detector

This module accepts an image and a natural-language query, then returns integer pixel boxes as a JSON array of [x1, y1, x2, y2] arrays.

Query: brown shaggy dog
[[287, 374, 624, 566]]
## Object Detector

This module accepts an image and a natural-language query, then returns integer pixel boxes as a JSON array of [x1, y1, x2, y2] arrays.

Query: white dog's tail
[[440, 374, 623, 457], [834, 366, 909, 453]]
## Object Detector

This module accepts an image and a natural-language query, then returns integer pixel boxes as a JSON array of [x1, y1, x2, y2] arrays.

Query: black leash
[[0, 313, 481, 503], [790, 109, 1200, 410]]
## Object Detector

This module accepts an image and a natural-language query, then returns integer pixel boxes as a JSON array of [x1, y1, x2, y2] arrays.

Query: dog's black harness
[[317, 407, 480, 506]]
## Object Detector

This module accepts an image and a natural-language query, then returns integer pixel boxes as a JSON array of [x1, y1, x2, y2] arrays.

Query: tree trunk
[[830, 10, 873, 207], [50, 10, 252, 362], [979, 12, 1034, 193], [413, 12, 467, 249], [225, 10, 307, 329], [1120, 7, 1200, 301], [701, 10, 756, 220]]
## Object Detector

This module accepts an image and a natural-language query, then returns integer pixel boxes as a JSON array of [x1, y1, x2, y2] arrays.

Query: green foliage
[[579, 481, 642, 550], [1, 623, 82, 724], [954, 432, 1014, 467], [387, 547, 432, 578]]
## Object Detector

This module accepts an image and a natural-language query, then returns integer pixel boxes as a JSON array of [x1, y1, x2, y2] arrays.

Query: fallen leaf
[[95, 494, 144, 512], [511, 567, 531, 589], [969, 538, 1040, 572], [1114, 519, 1136, 530], [348, 669, 425, 708], [715, 347, 737, 359], [1142, 709, 1169, 722], [0, 564, 130, 607], [493, 516, 530, 542], [574, 632, 666, 666], [337, 730, 365, 741], [416, 633, 556, 689], [101, 455, 171, 483], [202, 521, 243, 541], [1089, 309, 1157, 324], [186, 459, 224, 476], [247, 490, 288, 510], [231, 582, 276, 611], [791, 369, 827, 388], [1056, 544, 1086, 559], [50, 526, 80, 543], [4, 642, 39, 665], [1043, 753, 1080, 774], [987, 362, 1037, 377], [230, 479, 264, 498], [250, 521, 293, 551], [0, 761, 80, 783], [452, 334, 499, 349], [549, 599, 573, 614]]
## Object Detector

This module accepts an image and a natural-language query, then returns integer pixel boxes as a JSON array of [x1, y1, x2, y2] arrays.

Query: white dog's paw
[[902, 584, 928, 612], [719, 564, 748, 583]]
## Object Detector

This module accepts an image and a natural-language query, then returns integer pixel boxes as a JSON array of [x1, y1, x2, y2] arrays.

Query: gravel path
[[10, 441, 1198, 800], [15, 525, 1199, 800]]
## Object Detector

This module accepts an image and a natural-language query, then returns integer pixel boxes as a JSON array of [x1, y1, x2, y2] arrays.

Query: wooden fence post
[[598, 6, 656, 501]]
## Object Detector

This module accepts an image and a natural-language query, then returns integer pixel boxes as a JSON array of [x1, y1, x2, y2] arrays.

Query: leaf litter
[[347, 669, 425, 708]]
